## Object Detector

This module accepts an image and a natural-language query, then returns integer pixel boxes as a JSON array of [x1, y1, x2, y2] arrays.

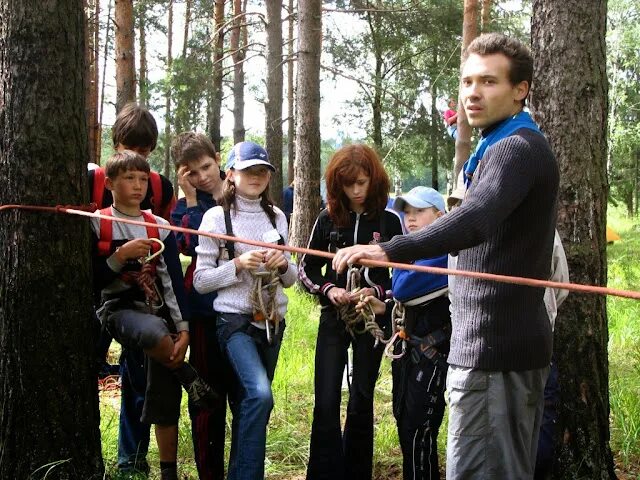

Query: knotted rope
[[338, 265, 390, 347], [250, 268, 281, 344], [384, 301, 407, 360]]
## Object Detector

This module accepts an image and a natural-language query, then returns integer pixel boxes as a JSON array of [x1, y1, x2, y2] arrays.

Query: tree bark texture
[[265, 0, 284, 206], [114, 0, 135, 113], [207, 0, 225, 152], [138, 4, 149, 107], [85, 0, 100, 165], [97, 0, 113, 165], [366, 8, 384, 151], [481, 0, 492, 32], [290, 0, 322, 249], [430, 84, 439, 191], [163, 0, 173, 179], [530, 1, 615, 478], [286, 0, 295, 185], [0, 1, 103, 478], [231, 0, 246, 144], [453, 0, 478, 181]]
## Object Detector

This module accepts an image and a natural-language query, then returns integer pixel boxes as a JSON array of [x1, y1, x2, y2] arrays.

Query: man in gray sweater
[[333, 33, 558, 479]]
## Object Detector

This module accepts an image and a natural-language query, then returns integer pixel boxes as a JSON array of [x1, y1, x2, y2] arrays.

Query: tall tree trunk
[[530, 1, 614, 478], [0, 1, 103, 478], [207, 0, 225, 151], [453, 0, 478, 180], [430, 86, 439, 191], [231, 0, 246, 143], [480, 0, 492, 32], [366, 7, 384, 151], [163, 0, 173, 179], [265, 0, 284, 206], [290, 0, 322, 248], [286, 0, 295, 185], [85, 0, 100, 165], [114, 0, 135, 113], [138, 3, 149, 107], [183, 0, 192, 58], [98, 0, 113, 165]]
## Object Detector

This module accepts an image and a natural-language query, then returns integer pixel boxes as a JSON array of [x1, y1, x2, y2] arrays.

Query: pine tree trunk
[[0, 1, 103, 477], [231, 0, 246, 144], [265, 0, 284, 206], [114, 0, 135, 113], [286, 0, 295, 185], [97, 0, 113, 165], [430, 52, 439, 191], [290, 0, 322, 248], [138, 4, 149, 107], [367, 9, 384, 151], [85, 0, 99, 165], [453, 0, 478, 180], [481, 0, 492, 32], [530, 1, 615, 478], [183, 0, 191, 58], [207, 0, 225, 152], [163, 0, 173, 179]]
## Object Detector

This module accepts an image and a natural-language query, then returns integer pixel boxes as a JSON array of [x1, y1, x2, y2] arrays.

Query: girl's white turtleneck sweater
[[193, 194, 297, 322]]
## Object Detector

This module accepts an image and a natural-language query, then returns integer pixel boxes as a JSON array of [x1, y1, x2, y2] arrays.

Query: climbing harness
[[384, 300, 408, 360]]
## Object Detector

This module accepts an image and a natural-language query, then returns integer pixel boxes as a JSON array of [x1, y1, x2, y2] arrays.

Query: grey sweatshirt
[[382, 129, 558, 371]]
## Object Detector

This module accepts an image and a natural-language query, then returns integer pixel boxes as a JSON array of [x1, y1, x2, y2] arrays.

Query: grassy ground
[[607, 207, 640, 477], [100, 207, 640, 479]]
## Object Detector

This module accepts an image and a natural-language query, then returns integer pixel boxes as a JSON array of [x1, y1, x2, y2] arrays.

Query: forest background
[[1, 0, 639, 478]]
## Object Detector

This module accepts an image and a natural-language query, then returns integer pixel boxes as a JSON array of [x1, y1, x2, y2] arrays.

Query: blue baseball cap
[[392, 186, 446, 213], [226, 141, 275, 171]]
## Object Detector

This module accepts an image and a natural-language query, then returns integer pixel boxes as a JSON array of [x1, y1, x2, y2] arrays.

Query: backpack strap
[[223, 208, 283, 260], [149, 171, 163, 215], [140, 210, 162, 256], [93, 168, 106, 208], [223, 208, 235, 260], [97, 207, 113, 256], [97, 208, 161, 257]]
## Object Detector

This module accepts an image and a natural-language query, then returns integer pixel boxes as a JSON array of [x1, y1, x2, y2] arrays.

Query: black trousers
[[188, 315, 235, 480], [392, 348, 447, 480], [307, 308, 389, 480]]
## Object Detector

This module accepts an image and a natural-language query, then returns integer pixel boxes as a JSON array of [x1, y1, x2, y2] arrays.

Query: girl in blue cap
[[194, 141, 298, 480]]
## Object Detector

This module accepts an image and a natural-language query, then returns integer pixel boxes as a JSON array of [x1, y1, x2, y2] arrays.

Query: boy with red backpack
[[92, 150, 218, 480], [89, 103, 176, 475]]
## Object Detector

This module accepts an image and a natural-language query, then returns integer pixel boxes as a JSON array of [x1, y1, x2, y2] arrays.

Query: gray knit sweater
[[382, 129, 558, 371], [193, 195, 297, 322]]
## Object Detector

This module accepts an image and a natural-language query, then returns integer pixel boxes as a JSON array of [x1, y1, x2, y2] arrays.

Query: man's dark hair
[[463, 33, 533, 103], [105, 150, 151, 179], [111, 103, 158, 151], [171, 132, 217, 168]]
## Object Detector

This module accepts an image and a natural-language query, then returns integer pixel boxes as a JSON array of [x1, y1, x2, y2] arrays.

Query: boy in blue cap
[[358, 186, 450, 480]]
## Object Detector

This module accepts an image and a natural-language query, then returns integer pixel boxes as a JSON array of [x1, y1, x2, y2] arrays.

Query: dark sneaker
[[184, 376, 221, 409]]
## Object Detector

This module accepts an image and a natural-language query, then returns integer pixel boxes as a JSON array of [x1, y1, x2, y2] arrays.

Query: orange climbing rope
[[1, 203, 640, 301]]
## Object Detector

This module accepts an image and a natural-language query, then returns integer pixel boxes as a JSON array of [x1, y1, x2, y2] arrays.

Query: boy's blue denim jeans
[[217, 313, 284, 480], [117, 346, 151, 473]]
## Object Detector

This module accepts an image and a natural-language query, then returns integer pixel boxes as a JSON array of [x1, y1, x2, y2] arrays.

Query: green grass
[[607, 206, 640, 472], [101, 208, 640, 478]]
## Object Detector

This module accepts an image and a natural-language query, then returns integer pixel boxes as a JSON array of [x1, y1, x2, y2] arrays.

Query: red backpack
[[92, 167, 163, 214], [96, 207, 162, 257]]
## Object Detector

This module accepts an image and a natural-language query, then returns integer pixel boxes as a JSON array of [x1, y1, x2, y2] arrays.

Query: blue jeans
[[217, 313, 284, 480], [117, 346, 150, 473]]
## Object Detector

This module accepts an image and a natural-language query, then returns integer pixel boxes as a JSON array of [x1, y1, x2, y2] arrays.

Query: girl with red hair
[[299, 144, 403, 479]]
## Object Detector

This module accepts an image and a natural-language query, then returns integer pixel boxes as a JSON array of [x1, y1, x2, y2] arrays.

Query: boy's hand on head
[[327, 287, 350, 306], [356, 295, 386, 316], [234, 250, 267, 272], [115, 239, 156, 264], [168, 331, 189, 368], [177, 165, 197, 204], [264, 248, 288, 273]]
